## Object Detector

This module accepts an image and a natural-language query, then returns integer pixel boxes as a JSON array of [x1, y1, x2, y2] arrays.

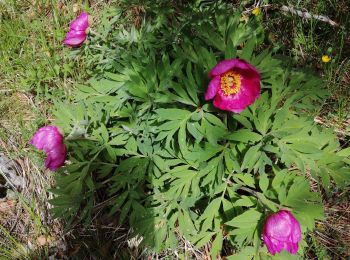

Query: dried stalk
[[245, 3, 339, 27], [280, 5, 339, 27]]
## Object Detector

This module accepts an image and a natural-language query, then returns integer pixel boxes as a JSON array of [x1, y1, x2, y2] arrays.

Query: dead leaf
[[0, 200, 15, 213]]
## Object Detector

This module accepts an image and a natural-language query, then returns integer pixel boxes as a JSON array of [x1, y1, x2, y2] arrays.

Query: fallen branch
[[280, 5, 339, 27], [243, 3, 339, 27]]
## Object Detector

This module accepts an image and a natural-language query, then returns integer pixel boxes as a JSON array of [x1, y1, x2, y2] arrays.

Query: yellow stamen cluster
[[220, 71, 241, 96]]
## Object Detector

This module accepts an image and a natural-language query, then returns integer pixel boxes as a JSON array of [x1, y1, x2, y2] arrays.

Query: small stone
[[37, 235, 47, 246]]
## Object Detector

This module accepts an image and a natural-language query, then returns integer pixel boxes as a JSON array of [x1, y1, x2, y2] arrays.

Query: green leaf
[[259, 173, 269, 193], [233, 114, 253, 130], [240, 37, 256, 60], [156, 108, 191, 121], [227, 129, 262, 143], [337, 147, 350, 157], [109, 134, 128, 146], [278, 175, 324, 231], [235, 173, 256, 188], [193, 232, 215, 248], [225, 209, 262, 228], [233, 196, 255, 207], [210, 231, 223, 259], [178, 123, 188, 156], [199, 198, 222, 231], [260, 250, 303, 260], [178, 209, 197, 238], [227, 246, 255, 260], [241, 144, 261, 172], [226, 209, 262, 246]]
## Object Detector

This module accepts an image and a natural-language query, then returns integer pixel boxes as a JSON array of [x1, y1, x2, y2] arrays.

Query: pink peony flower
[[205, 58, 260, 113], [262, 210, 302, 255], [63, 12, 89, 47], [29, 126, 67, 171]]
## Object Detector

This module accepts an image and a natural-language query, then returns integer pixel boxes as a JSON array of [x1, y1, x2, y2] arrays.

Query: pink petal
[[63, 31, 87, 47], [212, 85, 256, 113], [290, 216, 302, 243], [29, 126, 62, 150], [263, 235, 279, 255], [42, 132, 64, 153], [45, 143, 67, 171], [208, 59, 238, 77], [266, 214, 292, 241], [208, 58, 260, 77], [65, 30, 86, 38], [205, 76, 220, 100], [233, 59, 260, 77], [70, 12, 89, 31], [240, 75, 260, 98], [271, 237, 284, 254], [286, 242, 299, 254]]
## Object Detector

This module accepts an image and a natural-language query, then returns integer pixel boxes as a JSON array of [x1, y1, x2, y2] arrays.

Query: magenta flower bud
[[63, 12, 89, 47], [29, 126, 67, 171], [205, 58, 260, 113], [262, 210, 302, 255]]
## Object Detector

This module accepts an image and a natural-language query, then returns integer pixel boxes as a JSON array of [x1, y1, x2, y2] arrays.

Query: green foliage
[[50, 2, 350, 258]]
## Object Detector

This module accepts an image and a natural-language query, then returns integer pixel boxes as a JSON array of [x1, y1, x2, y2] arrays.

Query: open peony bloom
[[63, 12, 89, 47], [29, 126, 67, 171], [205, 58, 260, 113], [262, 210, 302, 255]]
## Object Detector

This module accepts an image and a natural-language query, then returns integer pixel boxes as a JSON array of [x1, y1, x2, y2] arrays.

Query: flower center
[[220, 71, 241, 96]]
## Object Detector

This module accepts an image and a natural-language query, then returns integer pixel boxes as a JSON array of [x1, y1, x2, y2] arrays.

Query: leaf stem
[[238, 186, 290, 212]]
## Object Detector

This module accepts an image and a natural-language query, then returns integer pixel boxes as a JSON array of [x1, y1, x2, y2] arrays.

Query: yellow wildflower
[[252, 7, 261, 16], [322, 55, 331, 63]]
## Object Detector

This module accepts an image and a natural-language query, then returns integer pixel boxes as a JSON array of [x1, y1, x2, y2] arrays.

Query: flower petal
[[290, 215, 302, 243], [63, 31, 87, 47], [205, 76, 220, 100], [45, 143, 67, 171], [29, 126, 62, 150], [208, 59, 238, 77], [233, 59, 260, 77], [208, 58, 260, 78], [212, 91, 246, 112], [286, 242, 299, 254], [70, 12, 89, 31], [263, 235, 280, 255], [212, 81, 258, 113]]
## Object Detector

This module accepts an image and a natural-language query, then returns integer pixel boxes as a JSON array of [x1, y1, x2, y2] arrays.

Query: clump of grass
[[0, 0, 87, 97]]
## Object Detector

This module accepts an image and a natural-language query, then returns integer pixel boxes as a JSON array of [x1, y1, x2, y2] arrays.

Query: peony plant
[[48, 3, 350, 258]]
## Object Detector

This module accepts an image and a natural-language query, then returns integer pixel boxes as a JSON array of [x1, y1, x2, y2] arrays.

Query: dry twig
[[280, 5, 339, 26]]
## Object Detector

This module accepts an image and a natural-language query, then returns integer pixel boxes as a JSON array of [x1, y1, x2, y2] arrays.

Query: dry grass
[[314, 189, 350, 259], [0, 93, 66, 258]]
